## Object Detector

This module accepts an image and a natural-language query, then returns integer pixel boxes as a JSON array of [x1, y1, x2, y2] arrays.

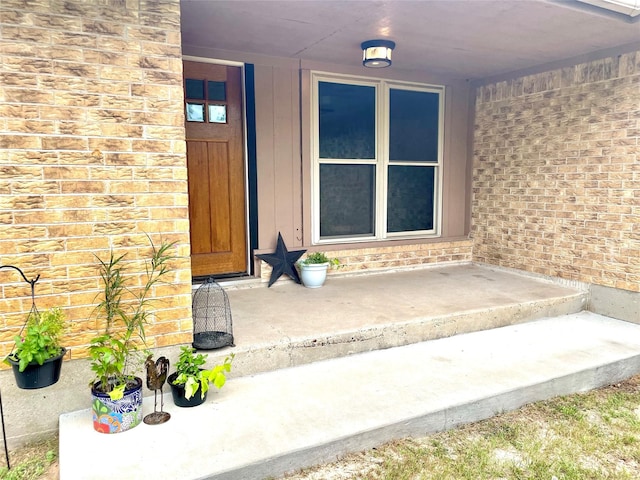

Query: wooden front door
[[183, 61, 247, 277]]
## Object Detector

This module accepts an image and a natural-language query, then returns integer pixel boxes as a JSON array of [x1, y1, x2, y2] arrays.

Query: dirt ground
[[40, 462, 58, 480], [1, 436, 58, 480]]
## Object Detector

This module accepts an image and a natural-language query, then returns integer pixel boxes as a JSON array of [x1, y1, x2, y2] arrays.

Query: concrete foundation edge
[[589, 284, 639, 324]]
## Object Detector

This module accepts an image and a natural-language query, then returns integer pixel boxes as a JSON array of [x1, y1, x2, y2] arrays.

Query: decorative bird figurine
[[143, 355, 170, 425]]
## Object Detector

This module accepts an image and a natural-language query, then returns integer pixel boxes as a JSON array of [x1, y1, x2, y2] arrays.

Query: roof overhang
[[180, 0, 640, 81]]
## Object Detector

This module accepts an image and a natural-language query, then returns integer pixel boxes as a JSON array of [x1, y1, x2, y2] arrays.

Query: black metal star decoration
[[256, 232, 306, 287]]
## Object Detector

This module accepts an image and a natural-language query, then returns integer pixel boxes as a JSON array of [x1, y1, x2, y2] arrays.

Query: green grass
[[283, 375, 640, 480]]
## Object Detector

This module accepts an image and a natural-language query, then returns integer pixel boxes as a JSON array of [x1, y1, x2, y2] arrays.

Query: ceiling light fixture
[[361, 39, 396, 68]]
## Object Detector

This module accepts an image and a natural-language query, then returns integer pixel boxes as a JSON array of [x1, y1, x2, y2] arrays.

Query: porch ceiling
[[180, 0, 640, 81]]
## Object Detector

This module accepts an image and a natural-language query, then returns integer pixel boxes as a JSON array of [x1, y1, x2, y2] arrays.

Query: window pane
[[319, 82, 375, 159], [387, 166, 435, 232], [208, 81, 226, 101], [389, 89, 439, 162], [320, 164, 375, 237], [185, 79, 205, 100]]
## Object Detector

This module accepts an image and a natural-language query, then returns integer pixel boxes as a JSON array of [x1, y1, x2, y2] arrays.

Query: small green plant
[[89, 236, 175, 400], [6, 307, 65, 372], [299, 252, 340, 268], [170, 346, 234, 400]]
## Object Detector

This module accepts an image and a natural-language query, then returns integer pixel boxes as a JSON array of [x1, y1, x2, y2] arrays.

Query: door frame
[[182, 56, 255, 277]]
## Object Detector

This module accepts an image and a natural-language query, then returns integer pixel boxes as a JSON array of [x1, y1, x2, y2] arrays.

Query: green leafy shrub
[[299, 252, 340, 268], [89, 236, 175, 400], [7, 307, 65, 372], [170, 346, 234, 400]]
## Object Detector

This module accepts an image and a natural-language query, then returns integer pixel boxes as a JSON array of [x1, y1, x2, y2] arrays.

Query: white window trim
[[311, 72, 445, 245]]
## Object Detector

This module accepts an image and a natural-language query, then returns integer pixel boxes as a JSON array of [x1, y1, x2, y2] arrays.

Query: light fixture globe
[[361, 39, 396, 68]]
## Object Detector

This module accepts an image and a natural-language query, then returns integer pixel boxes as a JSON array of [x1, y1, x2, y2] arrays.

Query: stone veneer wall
[[472, 51, 640, 293], [259, 239, 473, 283], [0, 0, 193, 362]]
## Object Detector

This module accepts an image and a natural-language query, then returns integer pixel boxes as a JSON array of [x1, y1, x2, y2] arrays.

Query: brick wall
[[259, 239, 473, 283], [0, 0, 193, 362], [472, 51, 639, 292]]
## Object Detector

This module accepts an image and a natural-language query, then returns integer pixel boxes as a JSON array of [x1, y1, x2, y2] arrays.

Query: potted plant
[[89, 237, 175, 434], [298, 252, 340, 288], [5, 307, 66, 389], [168, 346, 234, 407]]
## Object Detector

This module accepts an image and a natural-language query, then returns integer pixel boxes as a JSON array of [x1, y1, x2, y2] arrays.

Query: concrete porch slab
[[211, 263, 589, 377], [59, 311, 640, 480], [0, 263, 589, 452]]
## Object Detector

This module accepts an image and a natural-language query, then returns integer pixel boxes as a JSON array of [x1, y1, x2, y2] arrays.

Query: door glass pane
[[387, 165, 435, 232], [208, 104, 226, 123], [186, 103, 205, 122], [319, 82, 375, 159], [320, 164, 375, 237], [389, 89, 439, 162], [185, 79, 205, 100], [208, 81, 226, 101]]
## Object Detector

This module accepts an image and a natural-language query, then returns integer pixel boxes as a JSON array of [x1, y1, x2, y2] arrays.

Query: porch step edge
[[210, 290, 589, 379], [213, 355, 640, 480], [58, 312, 640, 480]]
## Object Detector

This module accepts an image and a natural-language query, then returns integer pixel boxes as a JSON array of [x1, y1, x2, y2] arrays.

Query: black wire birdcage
[[192, 277, 234, 350]]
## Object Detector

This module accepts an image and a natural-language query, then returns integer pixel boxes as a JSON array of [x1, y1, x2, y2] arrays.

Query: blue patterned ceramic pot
[[91, 377, 143, 434]]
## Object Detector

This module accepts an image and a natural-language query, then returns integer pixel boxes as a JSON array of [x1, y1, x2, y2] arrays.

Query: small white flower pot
[[299, 263, 329, 288]]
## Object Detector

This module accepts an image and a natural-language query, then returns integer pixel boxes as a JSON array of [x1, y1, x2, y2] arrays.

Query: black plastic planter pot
[[168, 372, 208, 407], [6, 347, 66, 389]]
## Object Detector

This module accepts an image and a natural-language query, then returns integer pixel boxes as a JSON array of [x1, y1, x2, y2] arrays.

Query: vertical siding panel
[[289, 67, 303, 247], [272, 67, 295, 245], [442, 80, 473, 237], [254, 64, 277, 249], [254, 64, 302, 249]]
